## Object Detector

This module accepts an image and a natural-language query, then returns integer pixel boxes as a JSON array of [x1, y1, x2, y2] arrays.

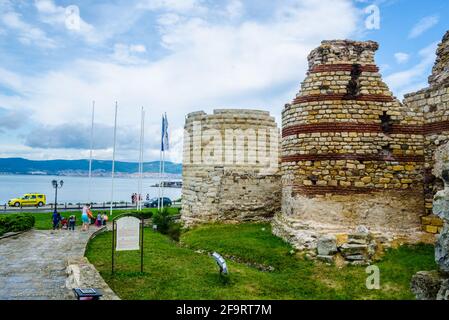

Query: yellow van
[[8, 194, 46, 207]]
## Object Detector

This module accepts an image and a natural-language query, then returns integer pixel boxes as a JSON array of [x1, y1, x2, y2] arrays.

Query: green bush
[[153, 208, 181, 241], [0, 214, 35, 236], [167, 222, 182, 242], [152, 208, 171, 234], [126, 211, 153, 220]]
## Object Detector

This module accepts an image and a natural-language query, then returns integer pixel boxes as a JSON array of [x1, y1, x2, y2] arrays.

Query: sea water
[[0, 175, 182, 205]]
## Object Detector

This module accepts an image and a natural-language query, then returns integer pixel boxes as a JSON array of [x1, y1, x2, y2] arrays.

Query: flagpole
[[158, 115, 163, 212], [161, 113, 168, 211], [87, 101, 95, 204], [137, 108, 141, 210], [161, 147, 165, 211], [138, 107, 145, 211], [140, 108, 145, 211], [110, 102, 118, 217]]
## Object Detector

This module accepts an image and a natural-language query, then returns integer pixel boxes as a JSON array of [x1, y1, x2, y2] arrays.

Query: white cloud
[[0, 67, 24, 92], [394, 52, 409, 64], [0, 10, 56, 48], [156, 13, 181, 26], [130, 44, 146, 53], [111, 43, 148, 64], [137, 0, 206, 13], [225, 0, 244, 20], [408, 15, 439, 39], [33, 0, 96, 43], [1, 0, 361, 162], [385, 42, 438, 98]]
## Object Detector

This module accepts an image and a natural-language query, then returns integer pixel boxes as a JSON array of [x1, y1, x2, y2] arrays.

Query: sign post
[[112, 214, 144, 274]]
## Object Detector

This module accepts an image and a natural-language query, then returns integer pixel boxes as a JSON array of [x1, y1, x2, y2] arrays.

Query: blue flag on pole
[[161, 113, 169, 151]]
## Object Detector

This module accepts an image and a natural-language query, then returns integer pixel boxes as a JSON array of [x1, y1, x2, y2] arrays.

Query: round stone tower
[[273, 40, 426, 249], [181, 109, 281, 226]]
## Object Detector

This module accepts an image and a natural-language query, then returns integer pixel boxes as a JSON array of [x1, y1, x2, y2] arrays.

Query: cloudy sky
[[0, 0, 448, 163]]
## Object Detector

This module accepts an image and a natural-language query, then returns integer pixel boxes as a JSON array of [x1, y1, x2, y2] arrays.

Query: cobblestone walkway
[[0, 228, 100, 300]]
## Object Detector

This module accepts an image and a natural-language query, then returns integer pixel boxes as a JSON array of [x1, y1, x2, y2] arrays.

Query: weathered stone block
[[411, 271, 442, 300], [317, 235, 337, 256]]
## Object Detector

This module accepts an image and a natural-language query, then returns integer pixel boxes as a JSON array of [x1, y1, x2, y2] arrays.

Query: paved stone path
[[0, 228, 100, 300]]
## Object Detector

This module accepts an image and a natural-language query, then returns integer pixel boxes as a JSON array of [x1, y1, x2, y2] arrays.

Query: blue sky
[[0, 0, 447, 162]]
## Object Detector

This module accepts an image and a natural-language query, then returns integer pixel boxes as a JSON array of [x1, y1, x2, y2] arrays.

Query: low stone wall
[[66, 257, 120, 300], [65, 226, 120, 300]]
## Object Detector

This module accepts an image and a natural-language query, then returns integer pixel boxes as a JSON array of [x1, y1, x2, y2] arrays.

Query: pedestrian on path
[[52, 211, 61, 230], [68, 215, 76, 231], [102, 213, 108, 226], [95, 213, 102, 227], [81, 204, 91, 232]]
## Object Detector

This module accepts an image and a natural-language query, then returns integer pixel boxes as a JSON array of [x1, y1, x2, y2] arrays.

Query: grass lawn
[[3, 207, 180, 230], [85, 223, 436, 300]]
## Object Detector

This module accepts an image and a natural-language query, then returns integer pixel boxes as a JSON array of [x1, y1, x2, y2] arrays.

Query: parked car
[[8, 193, 46, 207], [144, 197, 172, 208]]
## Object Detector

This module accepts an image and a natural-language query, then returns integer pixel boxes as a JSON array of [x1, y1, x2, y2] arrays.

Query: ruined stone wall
[[274, 40, 426, 250], [403, 30, 449, 234], [181, 109, 281, 226]]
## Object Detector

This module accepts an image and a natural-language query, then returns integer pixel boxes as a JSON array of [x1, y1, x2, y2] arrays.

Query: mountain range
[[0, 158, 182, 176]]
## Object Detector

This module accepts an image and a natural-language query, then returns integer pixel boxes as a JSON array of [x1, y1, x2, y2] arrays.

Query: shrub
[[153, 208, 181, 241], [0, 214, 35, 236], [126, 211, 153, 220], [152, 208, 171, 234], [167, 222, 182, 242]]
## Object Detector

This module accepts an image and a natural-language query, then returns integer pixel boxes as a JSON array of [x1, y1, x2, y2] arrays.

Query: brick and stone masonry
[[403, 30, 449, 234], [273, 40, 428, 249], [181, 109, 281, 226]]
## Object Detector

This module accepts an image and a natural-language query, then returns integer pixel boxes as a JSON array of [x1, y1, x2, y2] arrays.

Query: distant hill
[[0, 158, 182, 176]]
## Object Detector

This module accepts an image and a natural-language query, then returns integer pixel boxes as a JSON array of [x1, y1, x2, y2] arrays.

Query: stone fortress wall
[[403, 31, 449, 234], [181, 109, 281, 226], [181, 30, 449, 254]]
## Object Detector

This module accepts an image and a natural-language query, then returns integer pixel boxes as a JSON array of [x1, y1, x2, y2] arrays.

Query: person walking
[[102, 213, 108, 226], [68, 215, 76, 231], [95, 213, 102, 227], [131, 193, 136, 204], [52, 210, 61, 230], [81, 204, 91, 232]]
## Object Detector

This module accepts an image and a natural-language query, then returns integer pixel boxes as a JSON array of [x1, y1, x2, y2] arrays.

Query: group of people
[[51, 204, 109, 232], [81, 204, 108, 231], [131, 193, 150, 204], [51, 212, 77, 231]]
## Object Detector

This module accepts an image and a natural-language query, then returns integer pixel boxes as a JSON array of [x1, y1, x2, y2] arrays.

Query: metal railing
[[1, 200, 182, 214]]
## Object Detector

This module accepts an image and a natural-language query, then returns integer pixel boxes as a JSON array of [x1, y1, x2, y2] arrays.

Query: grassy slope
[[85, 223, 436, 300], [3, 208, 180, 230]]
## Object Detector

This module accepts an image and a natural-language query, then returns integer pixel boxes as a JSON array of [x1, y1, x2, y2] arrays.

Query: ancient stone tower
[[273, 40, 426, 249], [181, 109, 281, 226], [404, 30, 449, 233]]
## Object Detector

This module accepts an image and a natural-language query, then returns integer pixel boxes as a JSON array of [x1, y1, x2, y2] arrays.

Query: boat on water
[[151, 181, 182, 188]]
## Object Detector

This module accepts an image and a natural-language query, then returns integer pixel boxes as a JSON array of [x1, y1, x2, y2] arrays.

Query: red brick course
[[292, 94, 394, 104], [282, 121, 449, 138], [309, 64, 379, 73], [289, 185, 423, 196], [281, 154, 425, 163]]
